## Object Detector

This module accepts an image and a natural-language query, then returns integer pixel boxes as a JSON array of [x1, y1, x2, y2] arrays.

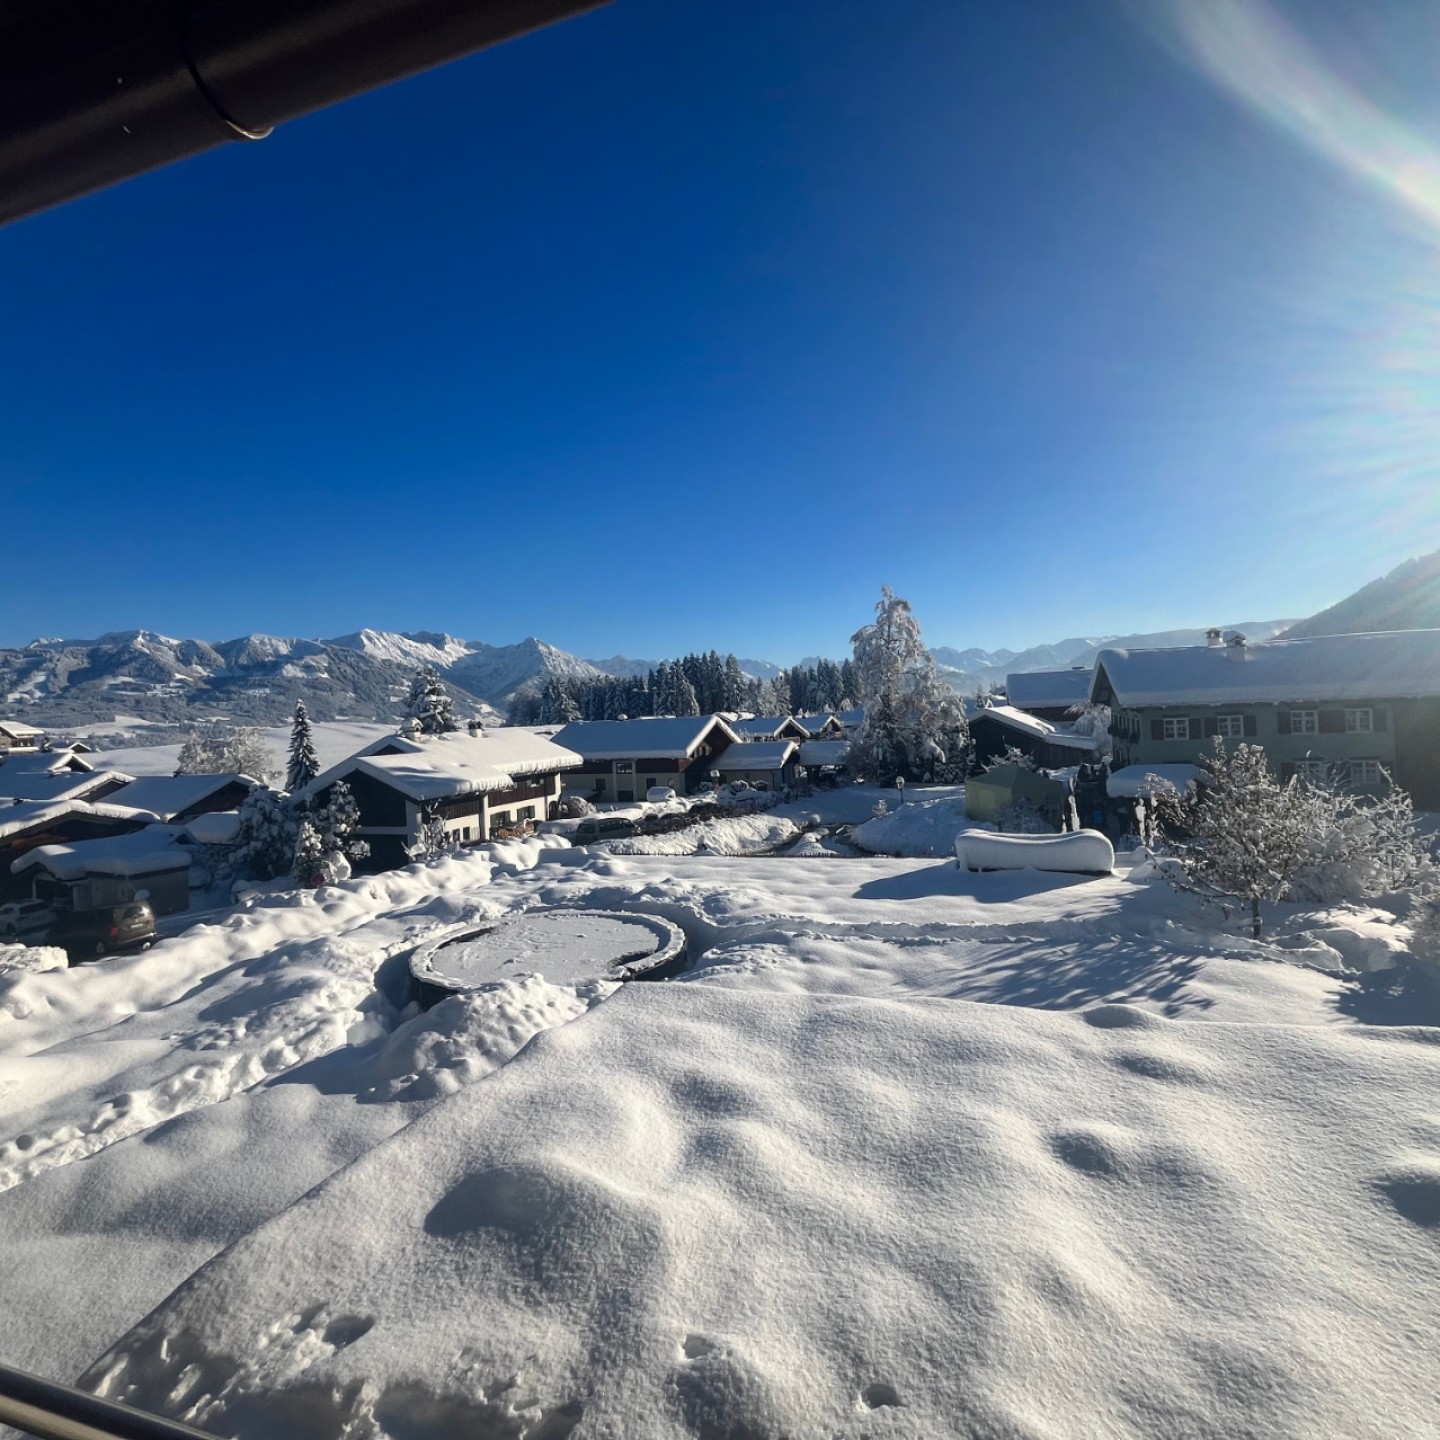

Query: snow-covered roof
[[1004, 668, 1093, 711], [0, 799, 159, 844], [1106, 764, 1199, 799], [713, 741, 798, 772], [551, 716, 741, 761], [0, 769, 131, 804], [1092, 631, 1440, 707], [105, 774, 255, 821], [971, 705, 1099, 751], [0, 722, 44, 740], [185, 811, 242, 845], [14, 824, 192, 880], [732, 715, 803, 740], [0, 747, 95, 776], [798, 739, 851, 767], [305, 728, 583, 804], [792, 713, 844, 735]]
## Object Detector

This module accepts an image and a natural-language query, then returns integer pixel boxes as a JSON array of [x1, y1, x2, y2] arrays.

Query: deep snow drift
[[0, 807, 1437, 1439]]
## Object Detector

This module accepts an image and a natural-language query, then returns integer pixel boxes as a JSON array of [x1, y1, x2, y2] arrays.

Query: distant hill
[[1280, 552, 1440, 640]]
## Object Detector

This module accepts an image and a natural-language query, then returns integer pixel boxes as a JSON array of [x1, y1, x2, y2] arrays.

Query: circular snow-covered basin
[[410, 909, 687, 1005]]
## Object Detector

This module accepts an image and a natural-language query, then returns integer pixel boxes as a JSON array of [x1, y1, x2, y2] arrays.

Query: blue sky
[[4, 0, 1439, 662]]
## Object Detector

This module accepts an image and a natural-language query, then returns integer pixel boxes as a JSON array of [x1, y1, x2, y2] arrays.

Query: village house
[[712, 740, 800, 792], [0, 767, 134, 806], [104, 773, 258, 823], [0, 799, 160, 902], [730, 715, 810, 743], [0, 721, 46, 754], [1003, 668, 1094, 722], [791, 713, 848, 739], [302, 723, 583, 870], [969, 705, 1100, 771], [551, 715, 742, 800], [797, 738, 851, 781], [1092, 630, 1440, 807], [0, 744, 98, 777], [14, 826, 195, 917]]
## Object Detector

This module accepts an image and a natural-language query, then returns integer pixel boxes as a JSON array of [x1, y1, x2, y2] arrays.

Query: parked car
[[0, 899, 56, 939], [646, 786, 677, 802], [49, 902, 156, 959], [572, 816, 637, 844]]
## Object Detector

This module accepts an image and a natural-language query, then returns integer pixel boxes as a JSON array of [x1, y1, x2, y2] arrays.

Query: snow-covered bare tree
[[1066, 701, 1112, 762], [983, 743, 1039, 773], [1286, 773, 1428, 903], [849, 587, 968, 782], [406, 807, 452, 862], [1149, 738, 1317, 939], [175, 722, 272, 782], [285, 700, 320, 794]]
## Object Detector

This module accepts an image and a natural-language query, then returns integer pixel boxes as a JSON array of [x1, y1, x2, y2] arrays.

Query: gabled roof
[[105, 773, 256, 821], [0, 721, 45, 741], [1091, 630, 1440, 707], [0, 746, 95, 776], [551, 715, 741, 761], [1003, 668, 1093, 711], [14, 824, 192, 879], [731, 715, 806, 740], [792, 713, 845, 736], [304, 728, 582, 804], [0, 799, 159, 844], [971, 705, 1099, 751], [0, 769, 132, 804], [713, 740, 798, 771]]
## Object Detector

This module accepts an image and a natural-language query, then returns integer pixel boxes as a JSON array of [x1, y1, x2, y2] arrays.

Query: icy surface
[[416, 911, 680, 989]]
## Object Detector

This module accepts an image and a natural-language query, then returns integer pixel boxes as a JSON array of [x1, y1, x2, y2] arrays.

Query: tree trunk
[[1251, 896, 1262, 940]]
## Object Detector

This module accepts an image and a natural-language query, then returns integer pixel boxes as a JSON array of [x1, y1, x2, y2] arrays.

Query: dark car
[[49, 902, 157, 960]]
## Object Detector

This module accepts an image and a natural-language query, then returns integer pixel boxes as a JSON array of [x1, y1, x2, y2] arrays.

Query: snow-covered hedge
[[956, 828, 1115, 875]]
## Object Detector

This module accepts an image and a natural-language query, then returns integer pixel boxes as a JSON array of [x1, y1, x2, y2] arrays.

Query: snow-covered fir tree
[[285, 701, 320, 794], [849, 587, 968, 782], [293, 814, 326, 884], [232, 786, 298, 880], [312, 779, 370, 866], [405, 664, 459, 734]]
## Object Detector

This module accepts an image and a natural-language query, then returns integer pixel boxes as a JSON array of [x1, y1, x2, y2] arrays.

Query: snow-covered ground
[[84, 722, 397, 779], [1, 801, 1438, 1438]]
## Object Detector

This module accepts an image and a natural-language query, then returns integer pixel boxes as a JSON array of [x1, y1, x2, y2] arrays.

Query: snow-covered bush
[[406, 809, 452, 862], [232, 786, 298, 881], [1287, 781, 1429, 904], [983, 744, 1038, 774], [556, 793, 596, 819], [1408, 888, 1440, 970]]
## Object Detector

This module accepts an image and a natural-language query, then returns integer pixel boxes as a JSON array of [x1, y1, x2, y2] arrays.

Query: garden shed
[[964, 764, 1069, 828]]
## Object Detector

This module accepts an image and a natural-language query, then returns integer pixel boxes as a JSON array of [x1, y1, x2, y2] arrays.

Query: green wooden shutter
[[1150, 718, 1164, 741], [1374, 708, 1388, 732], [1319, 710, 1345, 734], [1277, 710, 1292, 735], [1203, 717, 1219, 737], [1243, 715, 1257, 737]]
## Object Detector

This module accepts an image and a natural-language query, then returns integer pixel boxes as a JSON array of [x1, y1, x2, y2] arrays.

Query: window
[[518, 805, 536, 821], [1289, 710, 1318, 735], [461, 826, 471, 841], [1214, 714, 1244, 738], [491, 811, 510, 828], [1347, 760, 1385, 785], [1344, 708, 1373, 733], [616, 760, 635, 775], [1294, 758, 1329, 784], [1162, 717, 1190, 741]]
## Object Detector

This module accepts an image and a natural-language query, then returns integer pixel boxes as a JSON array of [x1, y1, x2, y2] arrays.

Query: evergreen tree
[[232, 786, 298, 880], [672, 669, 700, 716], [723, 654, 747, 711], [285, 700, 320, 794], [312, 779, 370, 866], [293, 814, 326, 883], [405, 664, 459, 734]]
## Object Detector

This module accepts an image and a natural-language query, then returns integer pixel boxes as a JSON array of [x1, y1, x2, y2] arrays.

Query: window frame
[[1344, 708, 1374, 733], [1161, 717, 1190, 742], [1289, 709, 1318, 735], [1214, 714, 1244, 739]]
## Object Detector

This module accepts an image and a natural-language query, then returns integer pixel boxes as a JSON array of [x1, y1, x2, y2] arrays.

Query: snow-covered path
[[0, 831, 1436, 1437]]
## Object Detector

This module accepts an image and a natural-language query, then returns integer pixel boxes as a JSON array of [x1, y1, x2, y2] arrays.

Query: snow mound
[[602, 813, 797, 857], [83, 983, 1440, 1439], [0, 943, 66, 974], [851, 793, 969, 857], [957, 828, 1115, 875]]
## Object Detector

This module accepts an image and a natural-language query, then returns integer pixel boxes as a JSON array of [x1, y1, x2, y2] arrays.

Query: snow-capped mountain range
[[0, 612, 1324, 736]]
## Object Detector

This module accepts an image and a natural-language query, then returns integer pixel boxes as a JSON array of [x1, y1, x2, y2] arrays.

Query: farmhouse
[[552, 715, 741, 800], [1003, 668, 1093, 721], [0, 767, 133, 805], [791, 713, 848, 739], [302, 725, 583, 870], [1092, 630, 1440, 806], [0, 721, 45, 754], [0, 745, 96, 777]]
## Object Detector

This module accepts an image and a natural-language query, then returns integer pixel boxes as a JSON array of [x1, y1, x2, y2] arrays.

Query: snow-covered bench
[[955, 828, 1114, 875]]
